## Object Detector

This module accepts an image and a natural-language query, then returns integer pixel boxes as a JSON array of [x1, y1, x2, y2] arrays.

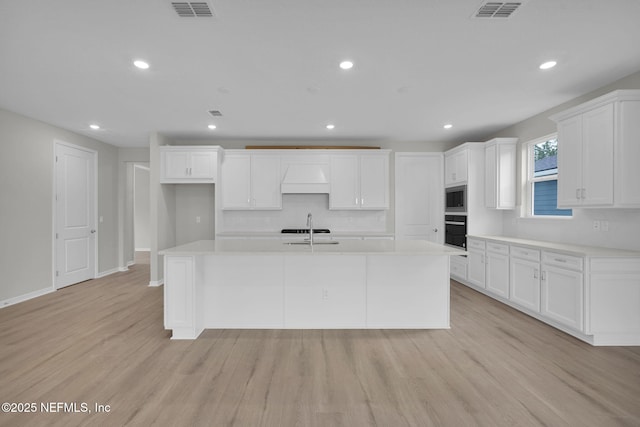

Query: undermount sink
[[284, 241, 340, 245]]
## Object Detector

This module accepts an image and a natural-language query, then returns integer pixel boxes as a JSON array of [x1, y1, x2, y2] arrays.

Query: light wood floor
[[1, 256, 639, 427]]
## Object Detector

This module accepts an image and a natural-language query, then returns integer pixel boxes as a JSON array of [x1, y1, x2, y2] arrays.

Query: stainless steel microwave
[[445, 185, 466, 212]]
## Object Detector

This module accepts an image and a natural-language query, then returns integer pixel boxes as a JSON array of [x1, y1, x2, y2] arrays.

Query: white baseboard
[[148, 279, 164, 287], [96, 267, 120, 278], [1, 287, 55, 309], [135, 248, 150, 252]]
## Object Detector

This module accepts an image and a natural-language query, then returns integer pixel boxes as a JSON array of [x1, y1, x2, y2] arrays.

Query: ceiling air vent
[[172, 2, 213, 18], [473, 2, 524, 19], [208, 110, 223, 117]]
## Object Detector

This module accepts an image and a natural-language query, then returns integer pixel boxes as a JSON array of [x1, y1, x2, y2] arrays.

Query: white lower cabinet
[[509, 249, 541, 312], [467, 239, 486, 288], [541, 258, 584, 332], [459, 236, 640, 345], [450, 255, 468, 281], [485, 243, 509, 298]]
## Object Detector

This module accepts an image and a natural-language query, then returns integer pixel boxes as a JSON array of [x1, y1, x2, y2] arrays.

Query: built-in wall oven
[[445, 215, 467, 249]]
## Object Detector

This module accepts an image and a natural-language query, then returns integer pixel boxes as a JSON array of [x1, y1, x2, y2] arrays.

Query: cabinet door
[[557, 115, 583, 207], [444, 153, 456, 186], [616, 100, 640, 207], [330, 155, 359, 209], [251, 155, 282, 209], [581, 103, 614, 206], [163, 151, 190, 179], [486, 251, 509, 298], [541, 265, 583, 331], [445, 150, 468, 186], [510, 258, 540, 312], [221, 154, 251, 209], [189, 151, 216, 179], [467, 249, 486, 289], [485, 144, 497, 208], [360, 154, 388, 209]]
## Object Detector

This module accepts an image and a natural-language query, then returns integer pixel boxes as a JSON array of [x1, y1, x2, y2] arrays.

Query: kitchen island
[[160, 239, 466, 339]]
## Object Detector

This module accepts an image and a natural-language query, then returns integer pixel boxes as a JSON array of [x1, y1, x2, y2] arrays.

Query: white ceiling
[[1, 0, 640, 148]]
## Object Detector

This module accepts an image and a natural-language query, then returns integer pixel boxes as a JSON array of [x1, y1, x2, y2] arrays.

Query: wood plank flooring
[[1, 256, 639, 426]]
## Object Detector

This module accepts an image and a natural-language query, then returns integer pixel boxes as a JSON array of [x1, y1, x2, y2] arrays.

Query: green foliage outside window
[[534, 138, 557, 161]]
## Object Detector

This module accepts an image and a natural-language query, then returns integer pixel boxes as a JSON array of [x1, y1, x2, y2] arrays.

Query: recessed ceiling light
[[443, 124, 453, 129], [539, 60, 557, 70], [339, 61, 353, 70], [133, 60, 150, 69], [208, 124, 217, 130], [89, 124, 100, 130], [326, 124, 335, 130]]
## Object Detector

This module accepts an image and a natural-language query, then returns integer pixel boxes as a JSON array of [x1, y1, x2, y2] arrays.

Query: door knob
[[433, 228, 438, 232], [91, 229, 96, 234]]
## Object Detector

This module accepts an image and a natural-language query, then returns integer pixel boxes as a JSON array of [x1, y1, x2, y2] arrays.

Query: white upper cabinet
[[444, 149, 468, 186], [160, 146, 219, 183], [221, 152, 281, 210], [484, 138, 517, 209], [330, 152, 390, 210], [551, 90, 640, 208]]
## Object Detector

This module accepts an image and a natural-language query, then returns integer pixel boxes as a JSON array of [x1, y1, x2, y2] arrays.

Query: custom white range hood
[[280, 164, 330, 194]]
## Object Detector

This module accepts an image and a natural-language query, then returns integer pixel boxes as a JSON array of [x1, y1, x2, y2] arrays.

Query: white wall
[[0, 108, 120, 304], [175, 184, 215, 245], [134, 165, 150, 250], [491, 70, 640, 251]]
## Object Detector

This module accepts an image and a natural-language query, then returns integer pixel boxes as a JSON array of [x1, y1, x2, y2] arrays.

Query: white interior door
[[395, 153, 443, 242], [55, 142, 96, 288]]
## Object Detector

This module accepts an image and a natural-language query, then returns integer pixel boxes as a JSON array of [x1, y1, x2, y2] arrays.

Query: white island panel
[[202, 255, 285, 328], [367, 255, 449, 328], [284, 255, 366, 328]]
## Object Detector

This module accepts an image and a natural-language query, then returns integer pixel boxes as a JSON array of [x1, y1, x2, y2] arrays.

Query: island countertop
[[159, 239, 467, 256]]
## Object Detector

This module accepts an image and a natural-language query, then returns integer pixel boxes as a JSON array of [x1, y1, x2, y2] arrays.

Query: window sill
[[518, 215, 573, 221]]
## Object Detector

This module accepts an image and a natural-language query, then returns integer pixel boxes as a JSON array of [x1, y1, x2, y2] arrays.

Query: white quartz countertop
[[160, 239, 467, 256], [469, 235, 640, 257], [215, 231, 395, 239]]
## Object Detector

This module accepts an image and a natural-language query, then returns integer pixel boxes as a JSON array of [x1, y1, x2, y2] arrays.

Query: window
[[525, 135, 572, 217]]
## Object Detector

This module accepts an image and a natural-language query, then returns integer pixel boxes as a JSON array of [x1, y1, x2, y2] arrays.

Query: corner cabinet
[[330, 151, 390, 210], [220, 152, 281, 210], [160, 146, 219, 183], [550, 90, 640, 208], [484, 138, 517, 209]]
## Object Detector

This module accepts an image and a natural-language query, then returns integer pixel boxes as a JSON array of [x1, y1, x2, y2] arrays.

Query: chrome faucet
[[306, 213, 314, 246]]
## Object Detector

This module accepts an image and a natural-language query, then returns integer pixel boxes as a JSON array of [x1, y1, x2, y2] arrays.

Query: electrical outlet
[[196, 216, 201, 224], [592, 220, 600, 231], [322, 289, 329, 300]]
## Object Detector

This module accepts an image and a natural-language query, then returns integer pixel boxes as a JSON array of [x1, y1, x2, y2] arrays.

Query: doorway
[[395, 153, 444, 242], [54, 141, 97, 288], [133, 164, 150, 264]]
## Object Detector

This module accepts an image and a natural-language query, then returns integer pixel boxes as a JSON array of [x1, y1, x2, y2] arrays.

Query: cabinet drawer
[[467, 239, 486, 251], [510, 246, 540, 262], [486, 242, 509, 255], [542, 252, 583, 271]]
